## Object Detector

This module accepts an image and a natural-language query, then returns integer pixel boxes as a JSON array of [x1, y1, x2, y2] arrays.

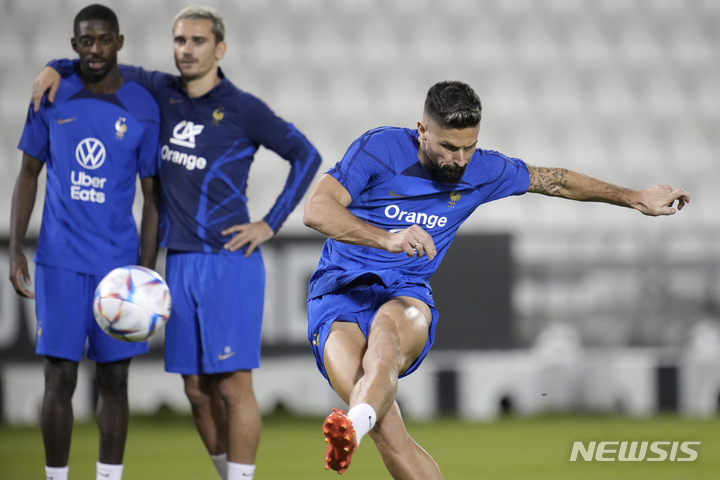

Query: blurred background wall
[[1, 0, 719, 424]]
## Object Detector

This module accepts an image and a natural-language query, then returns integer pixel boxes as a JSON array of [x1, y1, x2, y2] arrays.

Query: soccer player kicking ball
[[303, 80, 689, 477]]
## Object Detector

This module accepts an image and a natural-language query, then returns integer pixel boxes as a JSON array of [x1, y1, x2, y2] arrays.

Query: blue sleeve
[[245, 100, 322, 232], [327, 130, 394, 199], [17, 102, 50, 162], [47, 59, 171, 99], [118, 65, 172, 97], [47, 58, 77, 78], [481, 152, 530, 202]]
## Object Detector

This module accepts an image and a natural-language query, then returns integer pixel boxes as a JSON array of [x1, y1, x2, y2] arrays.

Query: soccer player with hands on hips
[[10, 5, 161, 480], [303, 80, 689, 478], [32, 5, 321, 480]]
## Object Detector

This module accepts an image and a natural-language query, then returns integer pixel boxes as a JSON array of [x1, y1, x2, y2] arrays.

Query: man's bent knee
[[183, 375, 210, 406], [215, 370, 254, 403]]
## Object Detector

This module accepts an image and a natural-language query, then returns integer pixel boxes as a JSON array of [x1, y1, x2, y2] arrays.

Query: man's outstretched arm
[[527, 166, 690, 216]]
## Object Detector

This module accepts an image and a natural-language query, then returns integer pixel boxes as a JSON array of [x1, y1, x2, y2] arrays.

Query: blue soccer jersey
[[50, 59, 320, 252], [308, 127, 530, 299], [18, 70, 160, 275], [117, 65, 321, 253]]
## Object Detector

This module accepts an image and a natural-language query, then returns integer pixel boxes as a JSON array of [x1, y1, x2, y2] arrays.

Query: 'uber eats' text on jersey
[[18, 71, 160, 275]]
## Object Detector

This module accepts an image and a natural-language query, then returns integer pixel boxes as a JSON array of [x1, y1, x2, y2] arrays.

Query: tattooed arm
[[527, 166, 690, 216]]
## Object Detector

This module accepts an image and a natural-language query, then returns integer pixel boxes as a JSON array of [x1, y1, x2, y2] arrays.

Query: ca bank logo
[[75, 138, 106, 170], [170, 121, 204, 148]]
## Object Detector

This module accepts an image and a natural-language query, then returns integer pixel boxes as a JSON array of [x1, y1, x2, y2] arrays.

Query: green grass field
[[1, 410, 718, 479]]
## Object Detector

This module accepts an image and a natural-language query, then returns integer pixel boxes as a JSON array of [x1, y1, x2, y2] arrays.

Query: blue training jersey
[[308, 127, 530, 299], [118, 65, 321, 253], [18, 70, 160, 276]]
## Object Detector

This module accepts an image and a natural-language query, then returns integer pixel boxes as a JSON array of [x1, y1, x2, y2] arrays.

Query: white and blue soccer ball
[[93, 265, 172, 343]]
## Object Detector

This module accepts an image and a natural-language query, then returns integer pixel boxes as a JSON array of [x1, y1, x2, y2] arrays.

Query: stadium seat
[[680, 321, 720, 417], [1, 363, 94, 425]]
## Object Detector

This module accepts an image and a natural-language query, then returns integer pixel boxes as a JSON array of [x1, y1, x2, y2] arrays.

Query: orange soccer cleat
[[323, 408, 358, 474]]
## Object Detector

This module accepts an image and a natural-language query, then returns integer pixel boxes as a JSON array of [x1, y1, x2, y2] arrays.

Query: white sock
[[347, 403, 377, 446], [210, 453, 228, 480], [96, 462, 123, 480], [227, 462, 255, 480], [45, 466, 69, 480]]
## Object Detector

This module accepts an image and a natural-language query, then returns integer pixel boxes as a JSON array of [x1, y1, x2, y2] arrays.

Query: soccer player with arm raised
[[303, 80, 689, 477]]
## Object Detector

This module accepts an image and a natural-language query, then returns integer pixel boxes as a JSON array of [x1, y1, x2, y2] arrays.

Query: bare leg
[[214, 370, 261, 465], [183, 374, 228, 455], [184, 371, 261, 464], [41, 357, 78, 467], [95, 358, 131, 464], [369, 402, 442, 479], [324, 296, 442, 479]]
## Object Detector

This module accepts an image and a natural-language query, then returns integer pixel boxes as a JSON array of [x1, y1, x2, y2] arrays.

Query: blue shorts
[[34, 264, 148, 363], [164, 249, 265, 375], [307, 280, 438, 383]]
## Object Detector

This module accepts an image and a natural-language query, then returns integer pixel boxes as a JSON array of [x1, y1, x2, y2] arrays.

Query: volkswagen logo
[[76, 138, 106, 170]]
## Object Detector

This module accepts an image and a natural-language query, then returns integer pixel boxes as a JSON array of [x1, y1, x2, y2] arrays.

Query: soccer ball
[[93, 265, 172, 342]]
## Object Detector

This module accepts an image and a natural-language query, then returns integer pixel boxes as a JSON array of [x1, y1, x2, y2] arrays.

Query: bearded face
[[418, 120, 479, 183], [423, 148, 468, 183]]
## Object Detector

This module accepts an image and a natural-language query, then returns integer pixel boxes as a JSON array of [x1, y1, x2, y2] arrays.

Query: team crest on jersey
[[115, 117, 127, 139], [75, 138, 106, 170], [212, 107, 225, 125], [169, 121, 205, 148], [448, 191, 461, 207]]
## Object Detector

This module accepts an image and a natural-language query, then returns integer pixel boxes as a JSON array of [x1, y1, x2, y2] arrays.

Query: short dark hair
[[424, 81, 482, 128], [74, 4, 119, 35]]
